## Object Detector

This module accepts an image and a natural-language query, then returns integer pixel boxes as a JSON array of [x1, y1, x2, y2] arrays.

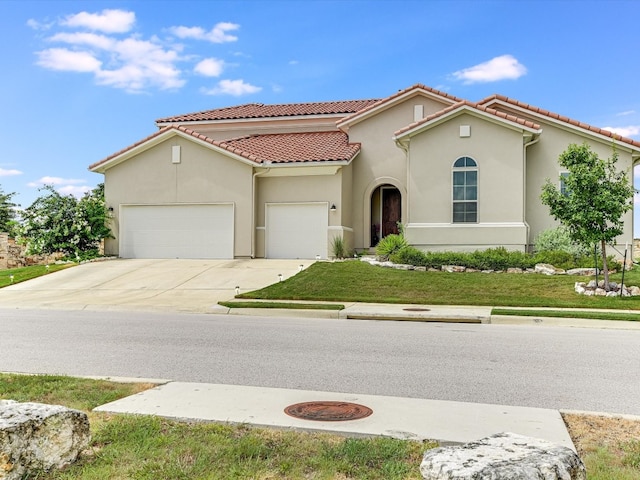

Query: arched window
[[452, 156, 477, 223]]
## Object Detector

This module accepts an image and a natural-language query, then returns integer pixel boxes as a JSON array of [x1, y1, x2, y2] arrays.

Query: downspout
[[394, 136, 410, 227], [251, 168, 270, 258], [523, 135, 540, 251]]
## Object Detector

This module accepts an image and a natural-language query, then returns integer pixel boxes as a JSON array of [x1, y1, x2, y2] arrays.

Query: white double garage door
[[120, 203, 328, 259]]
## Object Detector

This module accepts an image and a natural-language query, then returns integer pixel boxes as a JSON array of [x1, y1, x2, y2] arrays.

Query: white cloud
[[170, 22, 239, 43], [62, 9, 135, 33], [36, 48, 101, 72], [202, 79, 261, 96], [289, 60, 299, 65], [57, 185, 92, 197], [452, 54, 527, 84], [602, 125, 640, 138], [194, 58, 225, 77], [617, 110, 636, 117], [27, 18, 54, 31], [49, 32, 115, 50], [31, 11, 251, 94], [27, 176, 86, 188], [0, 168, 22, 177]]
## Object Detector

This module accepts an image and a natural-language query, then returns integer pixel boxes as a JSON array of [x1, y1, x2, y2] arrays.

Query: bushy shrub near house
[[389, 246, 617, 271]]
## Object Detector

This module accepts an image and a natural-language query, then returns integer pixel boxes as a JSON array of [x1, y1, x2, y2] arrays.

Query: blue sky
[[2, 0, 640, 232]]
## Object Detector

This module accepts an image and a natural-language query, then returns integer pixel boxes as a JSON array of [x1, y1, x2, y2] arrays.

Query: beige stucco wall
[[524, 121, 635, 249], [103, 135, 253, 257], [403, 112, 528, 250], [254, 168, 346, 258], [348, 99, 438, 249]]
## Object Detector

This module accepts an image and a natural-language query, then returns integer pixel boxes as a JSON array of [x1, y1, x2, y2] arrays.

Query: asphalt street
[[1, 308, 639, 415]]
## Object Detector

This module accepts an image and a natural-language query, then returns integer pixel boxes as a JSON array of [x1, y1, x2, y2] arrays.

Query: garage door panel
[[120, 204, 233, 259], [266, 203, 327, 259]]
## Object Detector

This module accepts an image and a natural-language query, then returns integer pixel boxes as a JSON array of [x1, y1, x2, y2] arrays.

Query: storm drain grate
[[284, 401, 373, 422], [403, 307, 431, 312]]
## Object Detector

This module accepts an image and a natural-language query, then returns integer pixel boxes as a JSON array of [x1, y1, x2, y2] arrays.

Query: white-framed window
[[452, 156, 478, 223], [560, 171, 570, 196]]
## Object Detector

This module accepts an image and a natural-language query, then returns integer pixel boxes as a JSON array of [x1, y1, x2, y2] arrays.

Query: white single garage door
[[266, 203, 328, 259], [120, 204, 234, 259]]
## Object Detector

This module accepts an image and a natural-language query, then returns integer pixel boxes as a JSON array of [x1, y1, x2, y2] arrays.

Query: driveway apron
[[0, 259, 308, 313]]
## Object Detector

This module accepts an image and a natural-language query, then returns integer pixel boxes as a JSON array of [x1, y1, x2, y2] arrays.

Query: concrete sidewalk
[[94, 382, 575, 450]]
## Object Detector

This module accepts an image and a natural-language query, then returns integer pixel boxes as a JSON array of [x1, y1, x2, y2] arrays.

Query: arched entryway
[[370, 185, 401, 246]]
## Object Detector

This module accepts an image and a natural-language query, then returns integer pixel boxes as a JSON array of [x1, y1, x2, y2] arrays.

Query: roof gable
[[393, 100, 541, 140], [89, 126, 360, 173], [480, 95, 640, 150], [336, 84, 463, 129]]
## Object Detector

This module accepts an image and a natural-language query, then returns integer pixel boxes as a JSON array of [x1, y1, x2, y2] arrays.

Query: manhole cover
[[284, 401, 373, 422], [403, 307, 430, 312]]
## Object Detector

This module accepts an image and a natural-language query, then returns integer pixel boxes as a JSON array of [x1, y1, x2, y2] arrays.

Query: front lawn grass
[[238, 261, 640, 310], [0, 374, 430, 479], [0, 264, 73, 288]]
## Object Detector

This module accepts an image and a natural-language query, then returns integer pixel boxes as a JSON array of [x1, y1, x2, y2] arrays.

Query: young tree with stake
[[541, 143, 635, 290]]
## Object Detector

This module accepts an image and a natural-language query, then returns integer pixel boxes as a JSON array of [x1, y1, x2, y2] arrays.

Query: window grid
[[452, 156, 478, 223]]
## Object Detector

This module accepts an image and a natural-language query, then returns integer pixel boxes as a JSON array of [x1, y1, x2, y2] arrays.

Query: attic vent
[[414, 105, 424, 122], [460, 125, 471, 137]]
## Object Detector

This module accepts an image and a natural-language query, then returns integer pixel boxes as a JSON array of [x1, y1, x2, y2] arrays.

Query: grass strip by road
[[0, 264, 73, 288], [0, 374, 430, 479], [239, 261, 640, 310], [492, 308, 640, 322], [1, 374, 639, 479], [219, 300, 344, 310]]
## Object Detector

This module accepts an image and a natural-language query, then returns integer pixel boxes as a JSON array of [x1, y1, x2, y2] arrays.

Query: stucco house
[[89, 84, 640, 260]]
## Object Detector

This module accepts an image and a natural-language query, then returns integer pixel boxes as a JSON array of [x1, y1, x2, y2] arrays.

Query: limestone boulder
[[0, 400, 90, 480], [535, 263, 565, 275], [442, 265, 466, 273], [421, 432, 585, 480]]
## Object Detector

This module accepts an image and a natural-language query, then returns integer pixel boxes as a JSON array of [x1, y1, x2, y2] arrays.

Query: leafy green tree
[[0, 185, 18, 234], [541, 143, 634, 289], [17, 184, 111, 258]]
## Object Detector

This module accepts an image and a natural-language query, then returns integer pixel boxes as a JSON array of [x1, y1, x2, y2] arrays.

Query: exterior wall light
[[330, 204, 337, 211]]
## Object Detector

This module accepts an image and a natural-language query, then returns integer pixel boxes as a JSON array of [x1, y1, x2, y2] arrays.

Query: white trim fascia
[[393, 105, 541, 141], [156, 113, 350, 128], [255, 165, 344, 177], [337, 88, 459, 129], [91, 129, 261, 173], [406, 222, 527, 228], [120, 201, 235, 207], [328, 226, 354, 232], [481, 99, 640, 153]]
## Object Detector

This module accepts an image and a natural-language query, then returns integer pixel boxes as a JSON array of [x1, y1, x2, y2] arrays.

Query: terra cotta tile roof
[[480, 94, 640, 149], [216, 130, 360, 164], [393, 100, 541, 137], [155, 99, 381, 124], [89, 126, 360, 171]]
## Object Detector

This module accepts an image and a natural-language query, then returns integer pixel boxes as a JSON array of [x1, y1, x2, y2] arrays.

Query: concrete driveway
[[0, 258, 309, 313]]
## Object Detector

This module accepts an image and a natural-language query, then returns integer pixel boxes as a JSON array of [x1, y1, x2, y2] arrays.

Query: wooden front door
[[381, 188, 401, 237]]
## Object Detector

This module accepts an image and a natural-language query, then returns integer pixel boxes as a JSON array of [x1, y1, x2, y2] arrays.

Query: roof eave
[[480, 98, 640, 153], [89, 128, 262, 173], [393, 105, 541, 141], [337, 85, 460, 129]]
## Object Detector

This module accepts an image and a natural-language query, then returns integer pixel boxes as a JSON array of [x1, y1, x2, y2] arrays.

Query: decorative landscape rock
[[566, 268, 598, 276], [574, 281, 639, 297], [0, 400, 90, 480], [442, 265, 466, 273], [420, 432, 585, 480], [534, 263, 566, 275]]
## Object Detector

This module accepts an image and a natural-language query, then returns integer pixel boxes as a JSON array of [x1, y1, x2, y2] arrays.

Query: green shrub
[[375, 234, 408, 260], [388, 245, 616, 271], [534, 226, 591, 257], [389, 246, 427, 266], [331, 236, 346, 259]]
